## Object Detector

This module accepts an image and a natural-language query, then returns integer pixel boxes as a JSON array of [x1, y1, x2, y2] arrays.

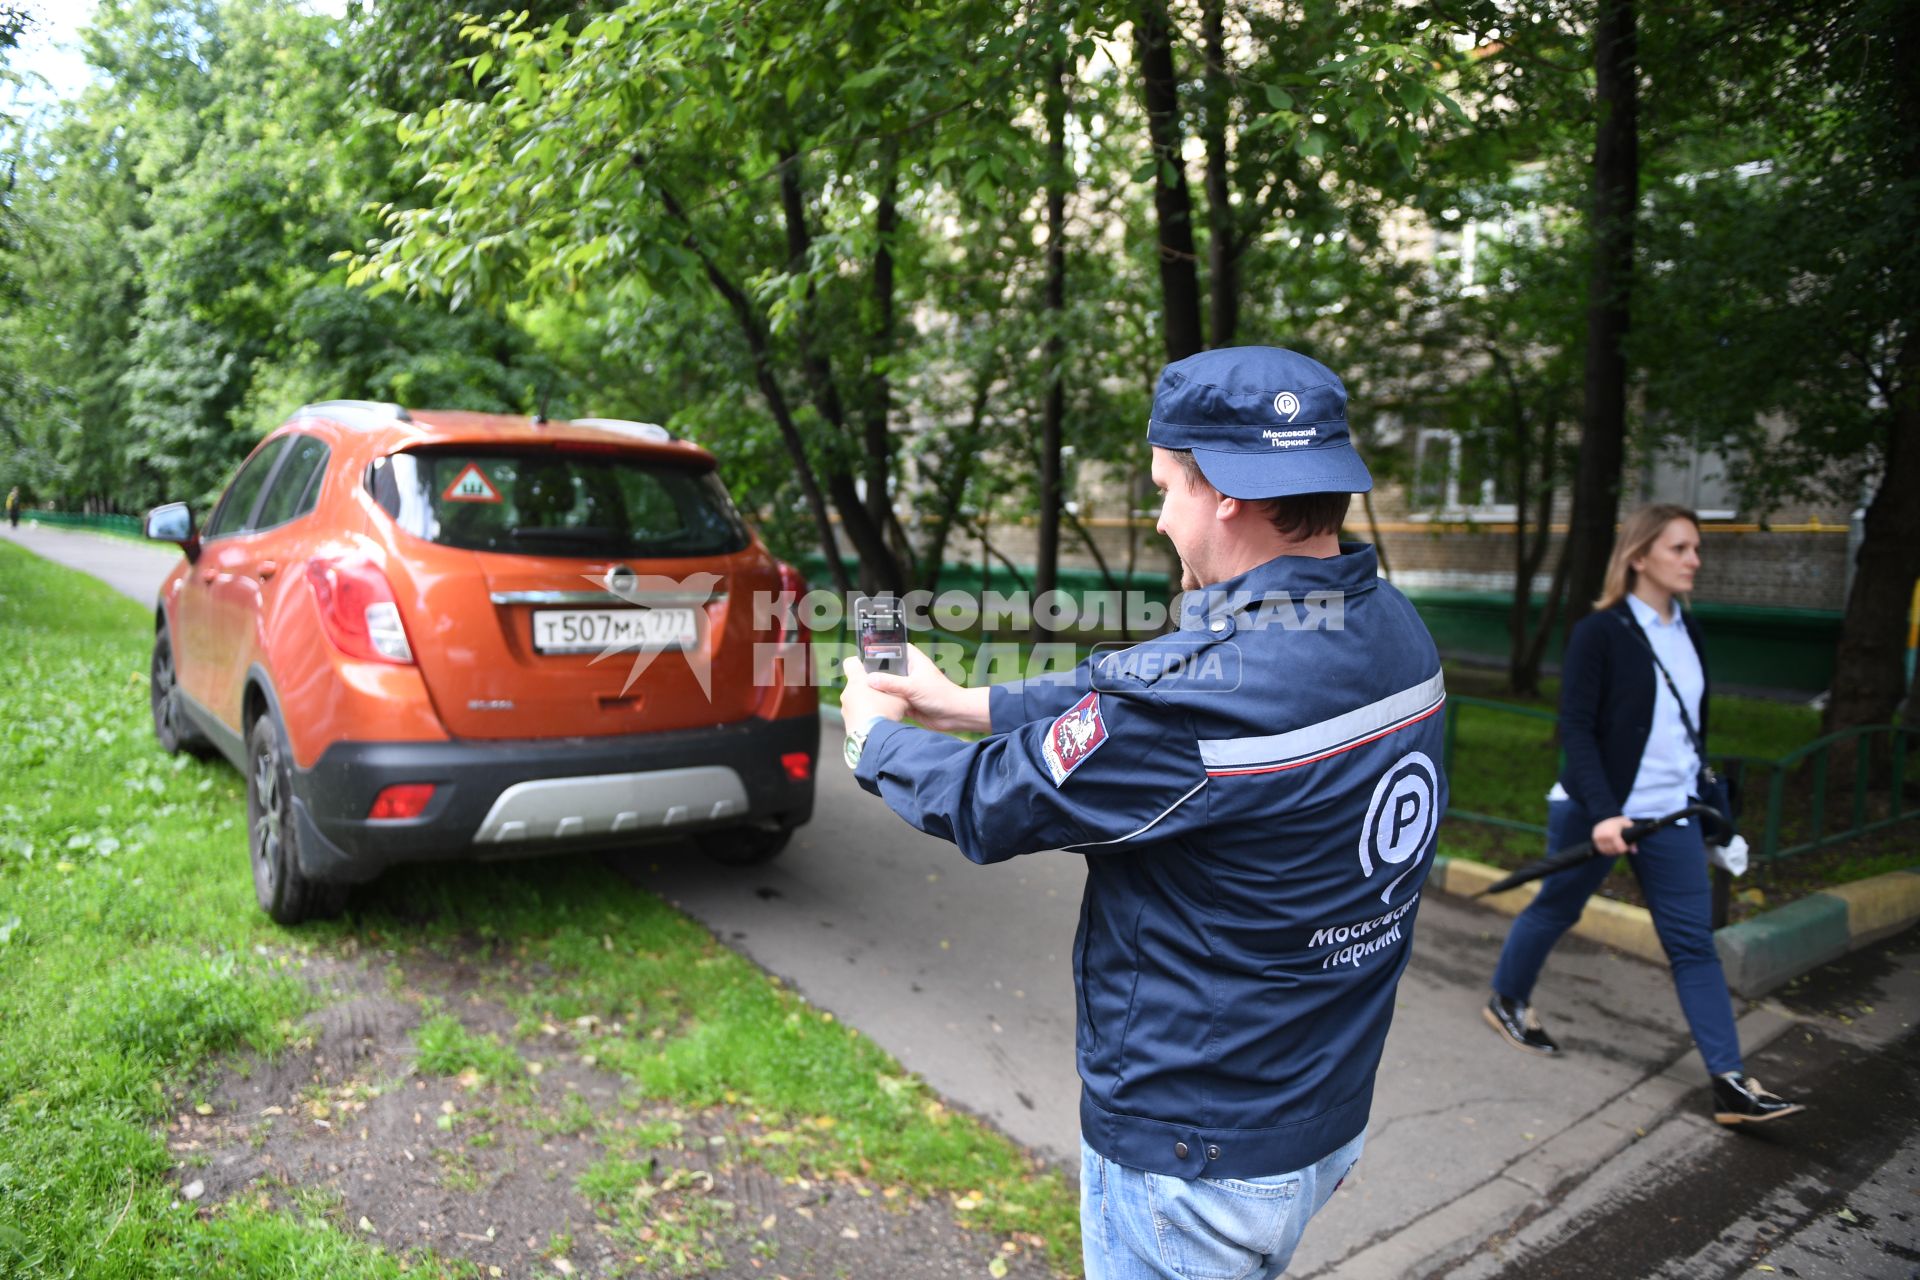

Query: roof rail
[[297, 400, 412, 429], [569, 417, 678, 444]]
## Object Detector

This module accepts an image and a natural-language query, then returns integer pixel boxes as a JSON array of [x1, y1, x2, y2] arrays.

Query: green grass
[[411, 1012, 527, 1088], [1433, 666, 1917, 913], [0, 539, 1081, 1277], [0, 540, 414, 1279]]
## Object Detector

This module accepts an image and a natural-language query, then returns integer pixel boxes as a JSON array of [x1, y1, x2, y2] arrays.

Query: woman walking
[[1482, 503, 1804, 1125]]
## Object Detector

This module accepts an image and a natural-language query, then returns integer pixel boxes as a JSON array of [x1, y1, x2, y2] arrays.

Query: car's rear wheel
[[150, 624, 215, 758], [247, 713, 346, 924], [696, 820, 796, 867]]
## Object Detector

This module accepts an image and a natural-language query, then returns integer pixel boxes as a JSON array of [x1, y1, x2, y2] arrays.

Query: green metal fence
[[1440, 695, 1560, 839], [1440, 694, 1920, 864], [21, 511, 144, 536], [1752, 724, 1920, 861]]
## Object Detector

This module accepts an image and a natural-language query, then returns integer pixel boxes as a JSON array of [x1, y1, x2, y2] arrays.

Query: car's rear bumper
[[289, 714, 819, 884]]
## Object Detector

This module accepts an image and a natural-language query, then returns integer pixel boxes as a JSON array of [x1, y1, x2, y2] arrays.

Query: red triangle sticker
[[442, 463, 503, 504]]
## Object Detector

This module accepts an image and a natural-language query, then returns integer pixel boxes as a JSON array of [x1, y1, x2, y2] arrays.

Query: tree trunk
[[1511, 470, 1562, 699], [916, 361, 997, 594], [1037, 54, 1069, 601], [1560, 0, 1638, 635], [1825, 333, 1920, 732], [865, 148, 899, 534], [965, 515, 1032, 593], [654, 181, 850, 595], [1508, 371, 1536, 692], [1200, 0, 1237, 348], [1360, 488, 1391, 578], [777, 151, 903, 591], [1063, 505, 1125, 596], [1492, 347, 1560, 697], [1136, 0, 1205, 362], [1522, 540, 1574, 700], [1825, 6, 1920, 734]]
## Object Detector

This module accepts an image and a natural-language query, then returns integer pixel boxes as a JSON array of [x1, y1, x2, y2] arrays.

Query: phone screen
[[855, 596, 908, 676]]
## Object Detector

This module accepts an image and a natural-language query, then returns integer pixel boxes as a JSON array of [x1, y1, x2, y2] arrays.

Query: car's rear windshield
[[368, 447, 751, 557]]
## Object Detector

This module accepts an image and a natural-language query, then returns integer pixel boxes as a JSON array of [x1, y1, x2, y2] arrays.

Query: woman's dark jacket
[[1557, 599, 1710, 819]]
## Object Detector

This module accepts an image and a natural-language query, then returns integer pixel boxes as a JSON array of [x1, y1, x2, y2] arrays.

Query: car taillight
[[780, 751, 812, 782], [368, 783, 435, 820], [305, 557, 415, 664]]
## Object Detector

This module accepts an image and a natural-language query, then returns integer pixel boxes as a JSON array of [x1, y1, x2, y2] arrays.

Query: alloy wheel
[[251, 733, 283, 900]]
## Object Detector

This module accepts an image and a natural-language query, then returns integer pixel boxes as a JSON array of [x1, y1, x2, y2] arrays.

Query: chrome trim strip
[[488, 590, 729, 606]]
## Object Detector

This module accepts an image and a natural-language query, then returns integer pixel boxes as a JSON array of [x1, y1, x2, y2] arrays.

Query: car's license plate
[[532, 608, 698, 654]]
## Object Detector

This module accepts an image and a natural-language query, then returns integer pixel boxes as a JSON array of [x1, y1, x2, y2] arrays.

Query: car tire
[[696, 821, 795, 867], [247, 713, 346, 924], [150, 624, 216, 759]]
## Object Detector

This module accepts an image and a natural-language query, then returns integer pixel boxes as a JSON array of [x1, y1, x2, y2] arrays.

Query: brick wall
[[933, 520, 1849, 611]]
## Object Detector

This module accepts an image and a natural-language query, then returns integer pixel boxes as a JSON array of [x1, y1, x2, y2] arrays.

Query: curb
[[1430, 855, 1920, 997], [825, 703, 1918, 998]]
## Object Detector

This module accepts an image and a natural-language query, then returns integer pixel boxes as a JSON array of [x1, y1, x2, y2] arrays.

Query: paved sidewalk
[[11, 523, 1913, 1276], [0, 520, 182, 606]]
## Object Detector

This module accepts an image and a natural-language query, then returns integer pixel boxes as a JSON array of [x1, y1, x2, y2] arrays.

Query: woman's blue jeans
[[1491, 797, 1743, 1077]]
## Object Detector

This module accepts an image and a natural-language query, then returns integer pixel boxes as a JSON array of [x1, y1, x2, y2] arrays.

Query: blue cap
[[1146, 347, 1373, 498]]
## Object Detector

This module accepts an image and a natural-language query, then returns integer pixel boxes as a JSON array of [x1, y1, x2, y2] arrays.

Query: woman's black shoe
[[1483, 994, 1560, 1055], [1711, 1073, 1805, 1125]]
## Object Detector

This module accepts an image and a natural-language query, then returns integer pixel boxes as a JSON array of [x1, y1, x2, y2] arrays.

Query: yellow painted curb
[[1440, 858, 1540, 912], [1572, 895, 1668, 965], [1439, 856, 1665, 964], [1822, 869, 1920, 942]]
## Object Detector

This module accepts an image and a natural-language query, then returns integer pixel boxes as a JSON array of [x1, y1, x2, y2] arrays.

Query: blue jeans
[[1080, 1131, 1365, 1280], [1491, 797, 1743, 1076]]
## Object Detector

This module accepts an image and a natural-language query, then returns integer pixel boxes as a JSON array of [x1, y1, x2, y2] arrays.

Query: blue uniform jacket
[[854, 544, 1448, 1179]]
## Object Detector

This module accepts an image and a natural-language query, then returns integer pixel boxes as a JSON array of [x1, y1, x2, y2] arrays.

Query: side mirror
[[145, 502, 199, 561]]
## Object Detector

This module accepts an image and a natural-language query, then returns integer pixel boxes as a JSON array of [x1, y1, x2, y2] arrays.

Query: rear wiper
[[508, 525, 619, 545]]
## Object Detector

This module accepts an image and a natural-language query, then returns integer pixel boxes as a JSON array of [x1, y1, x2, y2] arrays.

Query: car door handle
[[256, 561, 278, 580]]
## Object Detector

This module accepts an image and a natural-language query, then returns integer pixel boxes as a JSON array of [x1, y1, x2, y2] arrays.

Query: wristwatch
[[843, 715, 886, 770]]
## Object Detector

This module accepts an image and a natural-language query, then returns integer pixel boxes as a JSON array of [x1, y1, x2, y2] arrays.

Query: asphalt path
[[11, 520, 1915, 1276], [0, 520, 182, 606], [615, 733, 1725, 1275]]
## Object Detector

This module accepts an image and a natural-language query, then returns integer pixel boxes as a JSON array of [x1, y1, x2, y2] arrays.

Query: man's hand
[[840, 655, 909, 733], [1592, 815, 1638, 856], [847, 643, 991, 735]]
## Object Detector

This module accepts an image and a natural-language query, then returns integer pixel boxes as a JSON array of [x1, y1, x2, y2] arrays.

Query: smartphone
[[854, 595, 908, 676]]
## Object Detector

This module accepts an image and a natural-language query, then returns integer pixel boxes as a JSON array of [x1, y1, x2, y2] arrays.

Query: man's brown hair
[[1170, 449, 1351, 540]]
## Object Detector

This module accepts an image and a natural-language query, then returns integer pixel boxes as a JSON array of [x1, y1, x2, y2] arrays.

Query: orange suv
[[144, 401, 818, 923]]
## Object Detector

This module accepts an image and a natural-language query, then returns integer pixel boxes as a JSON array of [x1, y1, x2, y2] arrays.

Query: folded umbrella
[[1474, 804, 1721, 898]]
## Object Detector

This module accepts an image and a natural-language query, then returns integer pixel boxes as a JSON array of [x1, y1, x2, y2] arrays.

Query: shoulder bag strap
[[1613, 610, 1717, 784]]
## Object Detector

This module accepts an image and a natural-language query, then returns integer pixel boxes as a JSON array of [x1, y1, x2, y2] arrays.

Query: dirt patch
[[166, 950, 1056, 1279]]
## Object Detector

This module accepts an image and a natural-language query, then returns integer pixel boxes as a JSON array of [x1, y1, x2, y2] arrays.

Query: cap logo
[[1274, 392, 1301, 421]]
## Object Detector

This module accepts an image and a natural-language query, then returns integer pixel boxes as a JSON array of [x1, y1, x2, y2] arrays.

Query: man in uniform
[[840, 346, 1447, 1279]]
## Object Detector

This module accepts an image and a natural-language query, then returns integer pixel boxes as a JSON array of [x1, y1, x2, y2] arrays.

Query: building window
[[1411, 428, 1517, 519]]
